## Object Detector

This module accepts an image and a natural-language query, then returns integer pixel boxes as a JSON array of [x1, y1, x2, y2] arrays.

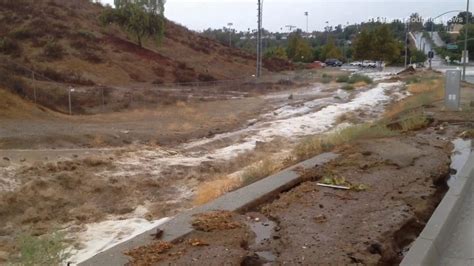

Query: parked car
[[362, 60, 377, 68], [349, 61, 362, 67], [308, 61, 326, 69], [325, 59, 343, 67]]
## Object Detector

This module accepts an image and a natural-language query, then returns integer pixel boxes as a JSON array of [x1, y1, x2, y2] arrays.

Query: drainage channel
[[243, 212, 278, 265], [448, 138, 473, 187]]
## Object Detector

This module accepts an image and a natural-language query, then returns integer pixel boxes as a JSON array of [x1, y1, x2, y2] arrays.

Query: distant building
[[448, 24, 463, 34]]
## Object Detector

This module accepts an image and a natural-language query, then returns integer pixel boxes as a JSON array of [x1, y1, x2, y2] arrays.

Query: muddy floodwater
[[0, 71, 409, 264]]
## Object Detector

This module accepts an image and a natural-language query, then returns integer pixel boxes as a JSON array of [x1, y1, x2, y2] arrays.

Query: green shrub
[[341, 84, 355, 91], [336, 75, 350, 83], [13, 232, 71, 266], [348, 74, 373, 84]]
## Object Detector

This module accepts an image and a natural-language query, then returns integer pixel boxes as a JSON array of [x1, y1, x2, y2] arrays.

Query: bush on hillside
[[0, 37, 21, 56], [42, 40, 64, 60]]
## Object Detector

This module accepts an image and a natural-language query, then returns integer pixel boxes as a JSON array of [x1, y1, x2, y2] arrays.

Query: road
[[413, 32, 444, 68], [431, 32, 447, 47]]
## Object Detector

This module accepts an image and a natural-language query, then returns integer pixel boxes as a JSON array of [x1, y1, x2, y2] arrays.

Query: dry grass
[[293, 123, 397, 161], [399, 111, 429, 132], [385, 77, 443, 118], [241, 159, 281, 186], [193, 177, 241, 205]]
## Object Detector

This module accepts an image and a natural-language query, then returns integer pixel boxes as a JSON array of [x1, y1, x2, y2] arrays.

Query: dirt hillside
[[0, 0, 290, 89]]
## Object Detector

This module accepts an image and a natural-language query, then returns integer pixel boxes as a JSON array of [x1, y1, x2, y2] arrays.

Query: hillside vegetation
[[0, 0, 290, 94]]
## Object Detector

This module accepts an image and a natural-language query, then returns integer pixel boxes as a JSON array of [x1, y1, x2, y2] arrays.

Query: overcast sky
[[99, 0, 469, 32]]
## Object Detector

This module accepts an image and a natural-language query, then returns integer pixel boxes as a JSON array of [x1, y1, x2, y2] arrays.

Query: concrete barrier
[[79, 152, 338, 266]]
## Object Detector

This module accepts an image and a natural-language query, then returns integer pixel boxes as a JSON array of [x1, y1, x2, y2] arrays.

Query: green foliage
[[341, 84, 355, 91], [457, 24, 474, 59], [353, 25, 400, 63], [336, 75, 350, 83], [287, 32, 313, 62], [408, 13, 424, 32], [347, 74, 373, 84], [14, 232, 71, 266], [411, 50, 427, 63], [337, 74, 373, 84], [322, 36, 342, 60], [102, 0, 166, 47], [264, 46, 287, 60]]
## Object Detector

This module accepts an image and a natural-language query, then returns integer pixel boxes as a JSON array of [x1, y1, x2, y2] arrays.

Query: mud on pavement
[[123, 132, 452, 265]]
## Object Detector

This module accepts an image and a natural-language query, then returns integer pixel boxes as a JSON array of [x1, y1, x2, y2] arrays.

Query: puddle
[[244, 212, 277, 263], [448, 138, 473, 187]]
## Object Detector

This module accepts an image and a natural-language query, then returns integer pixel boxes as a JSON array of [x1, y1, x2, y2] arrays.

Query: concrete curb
[[401, 151, 474, 266], [79, 152, 338, 266]]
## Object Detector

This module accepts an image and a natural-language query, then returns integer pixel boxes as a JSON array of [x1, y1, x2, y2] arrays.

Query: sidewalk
[[438, 177, 474, 265]]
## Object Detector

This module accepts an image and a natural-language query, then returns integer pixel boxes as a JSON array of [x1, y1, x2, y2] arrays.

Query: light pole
[[227, 22, 234, 47], [304, 12, 309, 33], [256, 0, 263, 78], [429, 10, 464, 39], [405, 21, 409, 68], [325, 21, 329, 43], [463, 0, 470, 81]]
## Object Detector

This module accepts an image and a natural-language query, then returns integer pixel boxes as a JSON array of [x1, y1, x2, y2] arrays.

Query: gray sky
[[100, 0, 469, 32]]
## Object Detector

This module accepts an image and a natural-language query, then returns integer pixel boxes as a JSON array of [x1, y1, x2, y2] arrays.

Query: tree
[[411, 50, 427, 63], [353, 25, 400, 63], [458, 24, 474, 59], [102, 0, 166, 47], [372, 25, 400, 62], [322, 37, 342, 60], [264, 46, 287, 60], [451, 11, 473, 25], [353, 29, 374, 60], [409, 13, 424, 32], [287, 33, 313, 62]]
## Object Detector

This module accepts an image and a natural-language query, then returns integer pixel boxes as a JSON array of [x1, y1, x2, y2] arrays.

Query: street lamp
[[227, 22, 234, 47], [325, 21, 329, 43], [463, 0, 470, 81], [304, 12, 309, 33]]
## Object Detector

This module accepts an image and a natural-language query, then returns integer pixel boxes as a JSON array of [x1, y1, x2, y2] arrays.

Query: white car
[[362, 60, 377, 68], [349, 61, 362, 67]]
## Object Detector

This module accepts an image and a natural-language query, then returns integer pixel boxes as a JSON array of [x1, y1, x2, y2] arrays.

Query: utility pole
[[68, 87, 74, 116], [32, 72, 37, 104], [256, 0, 263, 78], [463, 0, 470, 81]]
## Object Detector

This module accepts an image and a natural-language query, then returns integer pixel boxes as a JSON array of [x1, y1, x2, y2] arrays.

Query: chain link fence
[[1, 58, 316, 115]]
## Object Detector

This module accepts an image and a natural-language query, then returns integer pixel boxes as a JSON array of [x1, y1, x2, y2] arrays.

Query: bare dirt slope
[[0, 0, 288, 87]]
